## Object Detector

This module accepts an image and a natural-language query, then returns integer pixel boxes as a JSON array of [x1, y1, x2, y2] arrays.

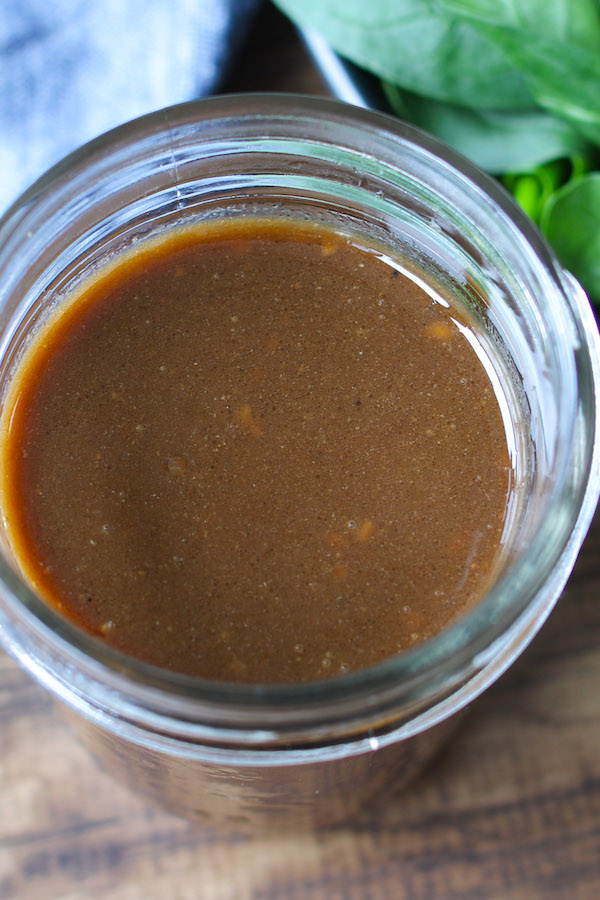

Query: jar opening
[[0, 96, 598, 738]]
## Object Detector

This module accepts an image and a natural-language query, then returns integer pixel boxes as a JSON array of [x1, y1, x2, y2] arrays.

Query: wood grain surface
[[2, 5, 600, 899]]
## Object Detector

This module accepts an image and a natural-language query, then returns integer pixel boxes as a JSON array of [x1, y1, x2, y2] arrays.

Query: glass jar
[[0, 95, 598, 830]]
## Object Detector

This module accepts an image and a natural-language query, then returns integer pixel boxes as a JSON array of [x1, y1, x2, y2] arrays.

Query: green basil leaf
[[439, 1, 600, 144], [441, 0, 600, 53], [540, 173, 600, 303], [503, 160, 571, 223], [383, 84, 591, 174], [273, 0, 534, 109]]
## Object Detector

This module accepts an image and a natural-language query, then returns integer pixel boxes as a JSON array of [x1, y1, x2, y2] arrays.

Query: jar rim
[[0, 94, 599, 731]]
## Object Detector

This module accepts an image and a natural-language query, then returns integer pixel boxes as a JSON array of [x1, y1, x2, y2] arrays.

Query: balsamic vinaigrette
[[0, 220, 511, 683]]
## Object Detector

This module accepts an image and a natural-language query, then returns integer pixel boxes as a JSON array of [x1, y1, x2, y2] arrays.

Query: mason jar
[[0, 95, 598, 830]]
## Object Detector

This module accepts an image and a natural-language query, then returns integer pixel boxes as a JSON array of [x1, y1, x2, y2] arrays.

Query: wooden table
[[2, 6, 600, 899]]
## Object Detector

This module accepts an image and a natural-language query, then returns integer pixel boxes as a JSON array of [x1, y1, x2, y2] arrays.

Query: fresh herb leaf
[[383, 83, 591, 174], [439, 1, 600, 143], [540, 173, 600, 303], [503, 159, 571, 222], [441, 0, 600, 53], [273, 0, 534, 108]]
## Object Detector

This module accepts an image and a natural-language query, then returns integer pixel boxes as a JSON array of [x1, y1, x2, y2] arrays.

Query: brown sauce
[[0, 219, 511, 683]]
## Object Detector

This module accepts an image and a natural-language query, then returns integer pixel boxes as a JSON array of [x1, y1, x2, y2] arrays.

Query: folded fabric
[[0, 0, 260, 212]]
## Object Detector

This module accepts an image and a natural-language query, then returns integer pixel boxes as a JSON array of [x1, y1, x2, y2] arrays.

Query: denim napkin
[[0, 0, 260, 213]]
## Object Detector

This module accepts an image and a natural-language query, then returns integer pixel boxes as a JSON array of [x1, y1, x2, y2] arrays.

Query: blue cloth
[[0, 0, 260, 212]]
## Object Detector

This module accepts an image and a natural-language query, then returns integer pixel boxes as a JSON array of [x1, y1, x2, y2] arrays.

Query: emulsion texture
[[1, 220, 511, 683]]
